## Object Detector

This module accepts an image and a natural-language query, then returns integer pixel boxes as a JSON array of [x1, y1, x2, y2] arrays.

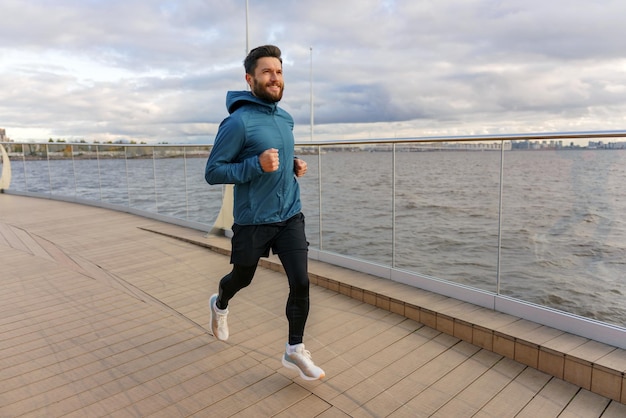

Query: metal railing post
[[71, 145, 77, 198], [46, 143, 52, 195], [183, 147, 189, 220], [152, 147, 158, 213], [318, 145, 323, 250], [96, 145, 103, 201], [496, 140, 505, 294], [392, 143, 397, 267], [124, 145, 131, 206]]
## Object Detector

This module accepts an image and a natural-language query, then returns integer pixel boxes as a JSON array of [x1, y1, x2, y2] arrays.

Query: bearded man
[[205, 45, 324, 381]]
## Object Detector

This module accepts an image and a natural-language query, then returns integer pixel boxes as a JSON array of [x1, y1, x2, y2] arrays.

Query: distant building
[[0, 128, 6, 141], [590, 140, 626, 149]]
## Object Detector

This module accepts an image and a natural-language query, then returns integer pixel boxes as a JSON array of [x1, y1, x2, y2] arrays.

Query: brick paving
[[1, 194, 624, 417]]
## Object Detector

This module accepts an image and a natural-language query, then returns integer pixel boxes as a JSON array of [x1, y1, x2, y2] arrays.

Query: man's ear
[[245, 73, 253, 87]]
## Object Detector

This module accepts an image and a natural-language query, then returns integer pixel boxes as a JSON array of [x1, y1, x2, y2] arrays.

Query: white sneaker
[[281, 343, 325, 380], [209, 293, 229, 341]]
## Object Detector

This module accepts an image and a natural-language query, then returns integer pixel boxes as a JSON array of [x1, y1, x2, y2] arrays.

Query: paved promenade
[[1, 194, 624, 417]]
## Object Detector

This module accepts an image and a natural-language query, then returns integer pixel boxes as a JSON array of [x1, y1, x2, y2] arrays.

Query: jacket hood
[[226, 90, 278, 114]]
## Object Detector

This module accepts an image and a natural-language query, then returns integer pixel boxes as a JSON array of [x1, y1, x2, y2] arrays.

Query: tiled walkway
[[0, 194, 624, 417]]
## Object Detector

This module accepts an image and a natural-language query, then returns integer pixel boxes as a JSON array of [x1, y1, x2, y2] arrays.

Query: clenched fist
[[294, 157, 307, 177], [259, 148, 279, 172]]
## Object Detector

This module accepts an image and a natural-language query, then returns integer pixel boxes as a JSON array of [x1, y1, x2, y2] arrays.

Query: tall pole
[[245, 0, 249, 54], [310, 46, 314, 141]]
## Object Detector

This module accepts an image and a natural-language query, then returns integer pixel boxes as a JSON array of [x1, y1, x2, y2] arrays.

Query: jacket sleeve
[[205, 115, 264, 185]]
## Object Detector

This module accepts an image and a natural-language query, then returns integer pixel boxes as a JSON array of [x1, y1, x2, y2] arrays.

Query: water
[[299, 149, 626, 327], [4, 148, 625, 327], [8, 155, 224, 225]]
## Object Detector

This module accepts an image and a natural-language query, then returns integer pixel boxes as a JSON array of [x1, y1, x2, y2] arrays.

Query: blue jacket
[[205, 91, 301, 225]]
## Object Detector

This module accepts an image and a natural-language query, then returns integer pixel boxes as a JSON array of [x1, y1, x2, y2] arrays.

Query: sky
[[1, 0, 626, 144]]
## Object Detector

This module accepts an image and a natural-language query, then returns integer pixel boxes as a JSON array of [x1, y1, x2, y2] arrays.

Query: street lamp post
[[310, 46, 314, 141]]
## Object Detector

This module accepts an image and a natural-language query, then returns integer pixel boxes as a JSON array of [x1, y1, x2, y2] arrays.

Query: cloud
[[1, 0, 625, 143]]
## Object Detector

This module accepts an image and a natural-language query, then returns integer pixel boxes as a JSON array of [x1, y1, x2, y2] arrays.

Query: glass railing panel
[[499, 149, 626, 327], [183, 146, 220, 225], [316, 144, 394, 265], [393, 142, 503, 291], [45, 144, 75, 197], [73, 144, 102, 201], [295, 145, 321, 248], [149, 145, 221, 225], [20, 143, 51, 194], [92, 144, 130, 206], [153, 146, 190, 219], [124, 145, 157, 212]]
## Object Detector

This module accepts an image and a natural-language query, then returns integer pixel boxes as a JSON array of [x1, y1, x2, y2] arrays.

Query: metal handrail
[[297, 130, 626, 145]]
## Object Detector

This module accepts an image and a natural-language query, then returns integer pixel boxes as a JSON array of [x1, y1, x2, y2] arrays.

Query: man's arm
[[205, 117, 264, 185]]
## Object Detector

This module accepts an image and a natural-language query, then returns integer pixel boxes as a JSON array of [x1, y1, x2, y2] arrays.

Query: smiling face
[[246, 56, 284, 103]]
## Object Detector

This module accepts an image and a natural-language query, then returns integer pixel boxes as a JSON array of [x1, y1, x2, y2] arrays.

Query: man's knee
[[231, 264, 257, 286]]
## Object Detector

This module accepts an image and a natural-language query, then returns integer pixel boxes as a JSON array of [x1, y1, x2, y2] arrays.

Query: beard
[[251, 77, 284, 103]]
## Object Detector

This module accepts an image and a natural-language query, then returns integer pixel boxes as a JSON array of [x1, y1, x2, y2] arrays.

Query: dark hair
[[244, 45, 282, 75]]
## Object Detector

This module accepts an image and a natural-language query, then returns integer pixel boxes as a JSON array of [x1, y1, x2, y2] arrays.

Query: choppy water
[[299, 149, 626, 327], [5, 149, 626, 327]]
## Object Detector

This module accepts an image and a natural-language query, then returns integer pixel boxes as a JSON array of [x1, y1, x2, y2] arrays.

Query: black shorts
[[230, 212, 308, 265]]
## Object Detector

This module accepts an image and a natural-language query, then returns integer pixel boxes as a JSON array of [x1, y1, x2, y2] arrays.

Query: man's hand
[[259, 148, 279, 172], [294, 157, 307, 177]]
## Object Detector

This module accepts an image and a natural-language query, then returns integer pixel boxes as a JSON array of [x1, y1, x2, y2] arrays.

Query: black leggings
[[217, 250, 310, 345]]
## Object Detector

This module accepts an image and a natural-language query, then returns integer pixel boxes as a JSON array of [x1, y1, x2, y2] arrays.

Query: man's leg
[[279, 249, 324, 380], [278, 250, 309, 345], [210, 264, 257, 341], [217, 264, 258, 309], [274, 214, 325, 380], [211, 222, 269, 341], [272, 213, 311, 344]]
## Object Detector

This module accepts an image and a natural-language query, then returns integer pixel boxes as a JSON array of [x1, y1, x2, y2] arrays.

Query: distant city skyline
[[2, 127, 625, 151]]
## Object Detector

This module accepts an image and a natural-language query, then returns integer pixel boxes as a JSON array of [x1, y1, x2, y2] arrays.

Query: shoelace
[[295, 348, 314, 365], [216, 312, 227, 326]]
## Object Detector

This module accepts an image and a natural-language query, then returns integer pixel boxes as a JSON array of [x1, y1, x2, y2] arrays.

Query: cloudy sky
[[1, 0, 625, 144]]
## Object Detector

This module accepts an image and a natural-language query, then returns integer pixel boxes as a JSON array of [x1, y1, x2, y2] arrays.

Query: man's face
[[246, 56, 284, 103]]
